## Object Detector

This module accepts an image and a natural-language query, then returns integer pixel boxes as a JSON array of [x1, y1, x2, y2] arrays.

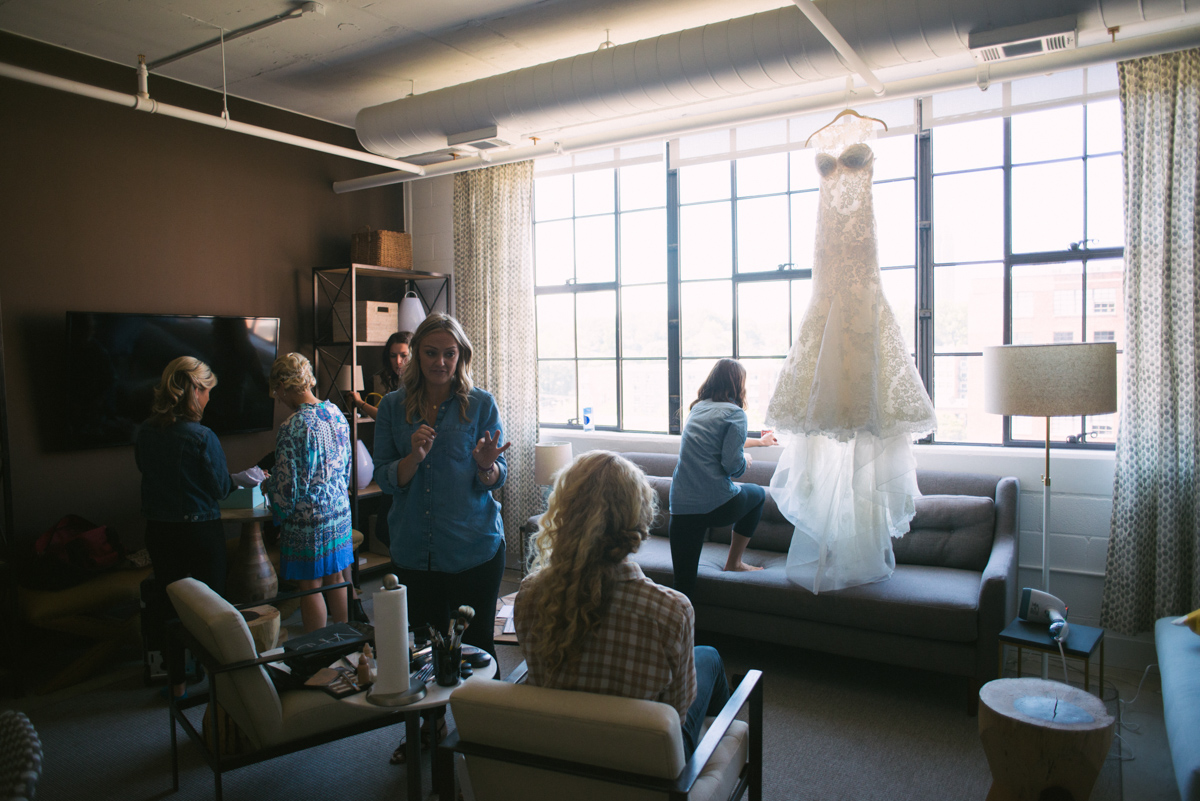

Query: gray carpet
[[12, 629, 1125, 801], [11, 572, 1131, 801]]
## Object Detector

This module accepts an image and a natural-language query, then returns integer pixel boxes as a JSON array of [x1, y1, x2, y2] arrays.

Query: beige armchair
[[442, 663, 762, 801], [164, 577, 408, 801]]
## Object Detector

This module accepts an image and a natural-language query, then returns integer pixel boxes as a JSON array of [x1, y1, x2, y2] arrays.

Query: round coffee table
[[340, 655, 497, 800], [979, 678, 1115, 801]]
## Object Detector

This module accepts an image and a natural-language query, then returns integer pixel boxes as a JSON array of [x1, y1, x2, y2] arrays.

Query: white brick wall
[[408, 175, 454, 276]]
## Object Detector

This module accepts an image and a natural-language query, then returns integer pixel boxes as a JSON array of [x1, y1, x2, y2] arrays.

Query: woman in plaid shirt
[[515, 451, 730, 757]]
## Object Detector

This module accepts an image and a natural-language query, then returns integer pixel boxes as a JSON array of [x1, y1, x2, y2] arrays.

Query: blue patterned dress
[[263, 400, 354, 580]]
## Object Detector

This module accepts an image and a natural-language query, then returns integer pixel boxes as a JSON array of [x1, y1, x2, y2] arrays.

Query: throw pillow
[[1172, 609, 1200, 634]]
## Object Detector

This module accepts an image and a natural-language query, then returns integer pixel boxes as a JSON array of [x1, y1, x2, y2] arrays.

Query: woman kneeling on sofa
[[514, 451, 730, 757]]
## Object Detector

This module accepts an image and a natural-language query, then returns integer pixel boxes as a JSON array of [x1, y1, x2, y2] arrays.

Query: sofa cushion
[[894, 495, 995, 572], [632, 537, 982, 643]]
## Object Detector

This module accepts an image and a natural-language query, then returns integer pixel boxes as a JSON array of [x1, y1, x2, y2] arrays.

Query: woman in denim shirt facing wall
[[669, 358, 777, 600], [373, 313, 510, 660], [135, 356, 235, 698]]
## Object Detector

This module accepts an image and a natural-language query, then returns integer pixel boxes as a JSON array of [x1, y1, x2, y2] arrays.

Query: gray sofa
[[595, 452, 1020, 710], [1156, 616, 1200, 800]]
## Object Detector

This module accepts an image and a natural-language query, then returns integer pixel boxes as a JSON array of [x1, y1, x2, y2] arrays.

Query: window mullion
[[916, 125, 934, 401], [667, 148, 682, 435]]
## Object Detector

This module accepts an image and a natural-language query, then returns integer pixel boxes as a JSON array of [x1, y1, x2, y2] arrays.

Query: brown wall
[[0, 34, 404, 550]]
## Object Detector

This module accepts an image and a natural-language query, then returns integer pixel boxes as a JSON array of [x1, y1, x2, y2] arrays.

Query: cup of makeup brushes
[[433, 642, 462, 687]]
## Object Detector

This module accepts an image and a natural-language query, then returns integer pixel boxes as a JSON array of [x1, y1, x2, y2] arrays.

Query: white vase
[[355, 439, 374, 491]]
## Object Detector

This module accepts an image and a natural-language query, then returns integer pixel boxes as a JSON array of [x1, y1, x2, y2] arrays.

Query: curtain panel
[[1101, 48, 1200, 636], [453, 161, 539, 563]]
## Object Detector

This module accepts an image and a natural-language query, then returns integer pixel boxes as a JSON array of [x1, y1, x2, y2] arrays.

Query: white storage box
[[333, 300, 398, 343]]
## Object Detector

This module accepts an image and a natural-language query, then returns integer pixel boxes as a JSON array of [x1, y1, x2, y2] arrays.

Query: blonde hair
[[149, 356, 216, 426], [403, 313, 474, 423], [523, 451, 657, 679], [269, 353, 316, 396]]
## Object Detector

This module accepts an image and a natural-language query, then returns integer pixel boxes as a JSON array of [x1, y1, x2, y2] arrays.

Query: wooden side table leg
[[1015, 646, 1023, 678], [1099, 638, 1105, 698], [1084, 656, 1091, 695]]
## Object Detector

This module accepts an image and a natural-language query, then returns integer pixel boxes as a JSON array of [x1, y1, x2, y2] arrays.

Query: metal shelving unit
[[311, 264, 453, 570]]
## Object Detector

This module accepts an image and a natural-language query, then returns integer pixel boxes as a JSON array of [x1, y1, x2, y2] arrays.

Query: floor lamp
[[983, 343, 1118, 597]]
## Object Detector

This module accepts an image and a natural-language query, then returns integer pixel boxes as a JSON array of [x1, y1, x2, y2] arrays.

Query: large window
[[534, 66, 1124, 446]]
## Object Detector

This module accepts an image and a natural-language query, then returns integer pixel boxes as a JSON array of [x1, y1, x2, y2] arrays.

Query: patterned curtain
[[453, 161, 539, 562], [1101, 48, 1200, 636]]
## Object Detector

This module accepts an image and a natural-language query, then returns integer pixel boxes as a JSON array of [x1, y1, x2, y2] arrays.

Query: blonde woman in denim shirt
[[135, 356, 235, 698], [373, 314, 509, 659]]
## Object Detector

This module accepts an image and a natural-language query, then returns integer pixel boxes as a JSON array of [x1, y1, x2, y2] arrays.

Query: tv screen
[[66, 312, 280, 448]]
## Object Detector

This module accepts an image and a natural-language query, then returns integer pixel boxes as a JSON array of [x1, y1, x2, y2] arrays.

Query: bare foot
[[724, 562, 764, 573]]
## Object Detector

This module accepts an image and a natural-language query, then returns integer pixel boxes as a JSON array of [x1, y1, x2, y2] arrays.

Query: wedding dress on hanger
[[766, 114, 937, 594]]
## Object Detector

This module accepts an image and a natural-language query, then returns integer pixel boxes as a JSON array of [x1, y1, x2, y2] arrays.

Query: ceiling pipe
[[147, 3, 322, 71], [0, 60, 424, 175], [790, 0, 885, 95], [356, 0, 1194, 161], [333, 23, 1200, 193]]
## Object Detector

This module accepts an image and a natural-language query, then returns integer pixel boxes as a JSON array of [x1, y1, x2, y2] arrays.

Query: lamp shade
[[534, 442, 573, 485], [336, 365, 365, 392], [983, 343, 1117, 417], [397, 292, 426, 335]]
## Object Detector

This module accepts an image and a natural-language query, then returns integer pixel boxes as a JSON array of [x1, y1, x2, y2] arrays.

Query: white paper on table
[[503, 617, 516, 634], [496, 605, 514, 620], [231, 466, 267, 488]]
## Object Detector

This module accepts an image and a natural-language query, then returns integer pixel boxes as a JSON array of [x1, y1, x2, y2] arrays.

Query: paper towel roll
[[372, 575, 410, 695]]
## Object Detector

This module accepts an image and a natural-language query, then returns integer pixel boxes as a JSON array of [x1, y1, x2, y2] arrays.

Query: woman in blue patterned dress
[[262, 353, 354, 632]]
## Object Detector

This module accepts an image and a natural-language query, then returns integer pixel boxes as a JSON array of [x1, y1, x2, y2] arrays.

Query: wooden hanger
[[805, 108, 888, 148]]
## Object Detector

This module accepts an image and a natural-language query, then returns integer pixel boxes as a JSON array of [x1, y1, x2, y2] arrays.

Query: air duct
[[356, 0, 1197, 160]]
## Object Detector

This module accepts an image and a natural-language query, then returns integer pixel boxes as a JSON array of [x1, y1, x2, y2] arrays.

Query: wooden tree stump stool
[[240, 605, 281, 654], [979, 678, 1115, 801]]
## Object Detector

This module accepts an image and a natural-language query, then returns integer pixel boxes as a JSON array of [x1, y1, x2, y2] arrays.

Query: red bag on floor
[[27, 514, 124, 589]]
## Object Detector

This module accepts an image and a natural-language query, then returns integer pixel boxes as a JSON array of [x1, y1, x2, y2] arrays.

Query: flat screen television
[[66, 311, 280, 448]]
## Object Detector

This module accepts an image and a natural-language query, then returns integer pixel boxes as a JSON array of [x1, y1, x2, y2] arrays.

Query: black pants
[[144, 518, 227, 684], [669, 483, 766, 599], [392, 543, 505, 660]]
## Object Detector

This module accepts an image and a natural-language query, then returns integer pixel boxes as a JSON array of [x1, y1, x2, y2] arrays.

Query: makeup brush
[[450, 605, 475, 651]]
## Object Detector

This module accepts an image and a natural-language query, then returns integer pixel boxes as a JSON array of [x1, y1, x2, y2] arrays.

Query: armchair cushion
[[451, 680, 750, 801], [166, 578, 396, 751]]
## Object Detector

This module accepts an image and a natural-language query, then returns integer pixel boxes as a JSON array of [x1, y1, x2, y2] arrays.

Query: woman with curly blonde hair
[[135, 356, 236, 697], [514, 451, 730, 758], [261, 353, 354, 631]]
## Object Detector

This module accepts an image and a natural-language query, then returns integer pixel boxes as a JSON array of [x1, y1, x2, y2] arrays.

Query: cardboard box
[[219, 486, 266, 510], [333, 300, 398, 343]]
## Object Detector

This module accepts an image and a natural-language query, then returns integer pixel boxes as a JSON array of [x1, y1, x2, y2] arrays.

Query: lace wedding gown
[[766, 119, 937, 594]]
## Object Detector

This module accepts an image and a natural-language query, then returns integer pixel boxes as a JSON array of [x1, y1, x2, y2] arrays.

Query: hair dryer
[[1018, 588, 1070, 643]]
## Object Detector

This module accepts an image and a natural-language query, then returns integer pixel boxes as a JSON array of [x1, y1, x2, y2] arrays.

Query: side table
[[221, 504, 278, 604], [998, 619, 1105, 695], [979, 678, 1115, 801]]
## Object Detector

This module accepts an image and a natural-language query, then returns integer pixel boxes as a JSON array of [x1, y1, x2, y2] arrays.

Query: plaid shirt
[[515, 561, 696, 722]]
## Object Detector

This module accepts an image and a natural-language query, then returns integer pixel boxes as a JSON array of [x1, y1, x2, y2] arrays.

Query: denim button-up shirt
[[373, 387, 506, 573], [135, 420, 234, 523], [669, 400, 748, 515]]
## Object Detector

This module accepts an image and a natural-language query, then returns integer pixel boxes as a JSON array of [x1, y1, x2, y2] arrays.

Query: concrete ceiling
[[0, 0, 791, 128]]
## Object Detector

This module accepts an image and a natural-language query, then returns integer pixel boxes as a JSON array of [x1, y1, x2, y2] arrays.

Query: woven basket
[[351, 228, 412, 270]]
